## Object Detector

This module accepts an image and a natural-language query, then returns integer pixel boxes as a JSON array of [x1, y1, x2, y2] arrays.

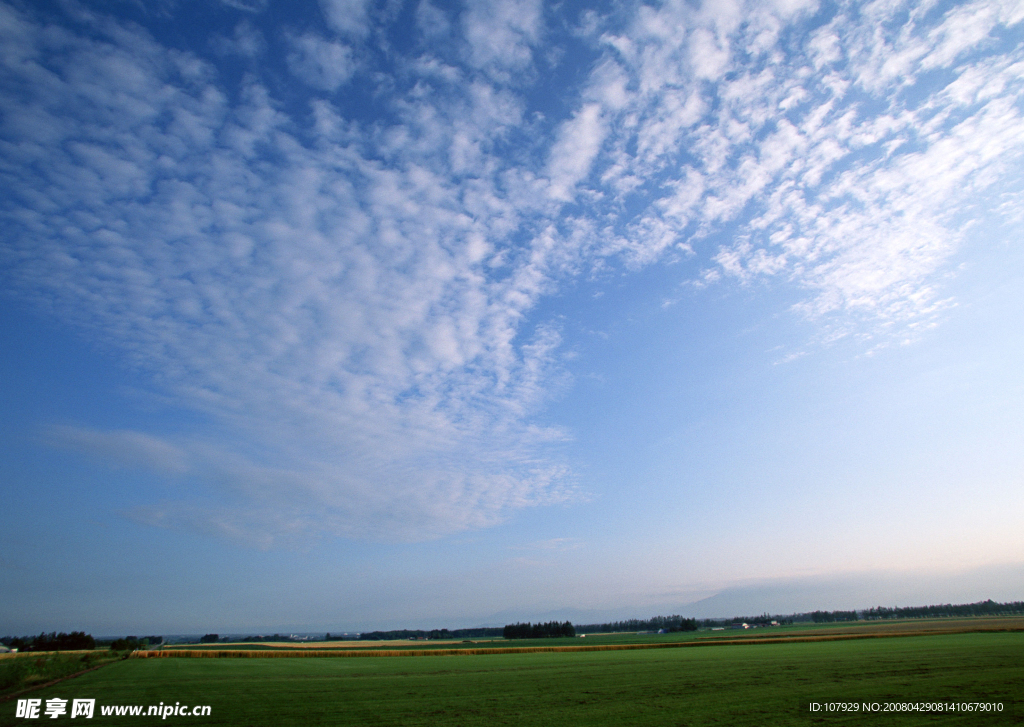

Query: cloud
[[547, 103, 607, 201], [285, 32, 354, 90], [211, 21, 265, 59], [2, 0, 1022, 545], [417, 0, 450, 39], [0, 2, 577, 544], [688, 28, 731, 80], [47, 426, 190, 474], [561, 0, 1024, 334], [319, 0, 372, 38], [461, 0, 542, 77], [219, 0, 268, 13]]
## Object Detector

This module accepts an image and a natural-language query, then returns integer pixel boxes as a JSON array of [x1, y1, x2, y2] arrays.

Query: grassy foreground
[[2, 632, 1020, 726], [0, 652, 120, 699]]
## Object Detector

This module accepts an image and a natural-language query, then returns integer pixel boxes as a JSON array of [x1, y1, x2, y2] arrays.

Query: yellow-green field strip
[[136, 625, 1024, 659]]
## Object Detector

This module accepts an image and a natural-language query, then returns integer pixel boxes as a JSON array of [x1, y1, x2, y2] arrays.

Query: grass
[[2, 631, 1020, 726], [0, 652, 120, 699]]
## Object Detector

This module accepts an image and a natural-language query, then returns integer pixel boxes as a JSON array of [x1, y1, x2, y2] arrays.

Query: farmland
[[150, 616, 1024, 654], [2, 620, 1021, 726]]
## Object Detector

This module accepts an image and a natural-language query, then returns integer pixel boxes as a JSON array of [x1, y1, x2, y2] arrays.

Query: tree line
[[730, 599, 1024, 625], [861, 599, 1024, 620], [1, 632, 95, 651], [106, 636, 163, 651], [239, 634, 298, 642], [810, 610, 859, 623], [358, 627, 505, 641], [576, 615, 697, 634], [503, 621, 575, 639]]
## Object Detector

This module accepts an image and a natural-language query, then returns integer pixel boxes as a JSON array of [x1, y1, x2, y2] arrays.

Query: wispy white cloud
[[319, 0, 372, 39], [219, 0, 268, 13], [211, 21, 265, 59], [0, 2, 576, 543], [285, 31, 355, 90], [47, 425, 190, 474], [2, 0, 1022, 544], [561, 0, 1024, 336], [417, 0, 451, 40], [461, 0, 542, 78], [547, 103, 607, 201]]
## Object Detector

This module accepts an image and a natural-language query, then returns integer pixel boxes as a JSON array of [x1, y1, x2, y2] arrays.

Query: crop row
[[131, 628, 1022, 660]]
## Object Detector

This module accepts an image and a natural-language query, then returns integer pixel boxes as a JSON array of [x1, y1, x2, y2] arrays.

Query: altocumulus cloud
[[1, 0, 1022, 544]]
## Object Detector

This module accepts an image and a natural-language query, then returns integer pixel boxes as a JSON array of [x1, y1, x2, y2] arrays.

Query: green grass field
[[2, 631, 1020, 726], [0, 653, 119, 696]]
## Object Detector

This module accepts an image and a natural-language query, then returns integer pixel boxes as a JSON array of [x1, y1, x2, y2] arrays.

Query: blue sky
[[1, 0, 1023, 635]]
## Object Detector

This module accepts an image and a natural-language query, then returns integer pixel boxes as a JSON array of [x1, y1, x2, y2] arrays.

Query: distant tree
[[502, 621, 575, 639], [359, 630, 425, 641], [860, 600, 1024, 620], [199, 634, 220, 643], [576, 615, 696, 634], [110, 636, 146, 651], [356, 627, 503, 641], [22, 632, 96, 651]]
